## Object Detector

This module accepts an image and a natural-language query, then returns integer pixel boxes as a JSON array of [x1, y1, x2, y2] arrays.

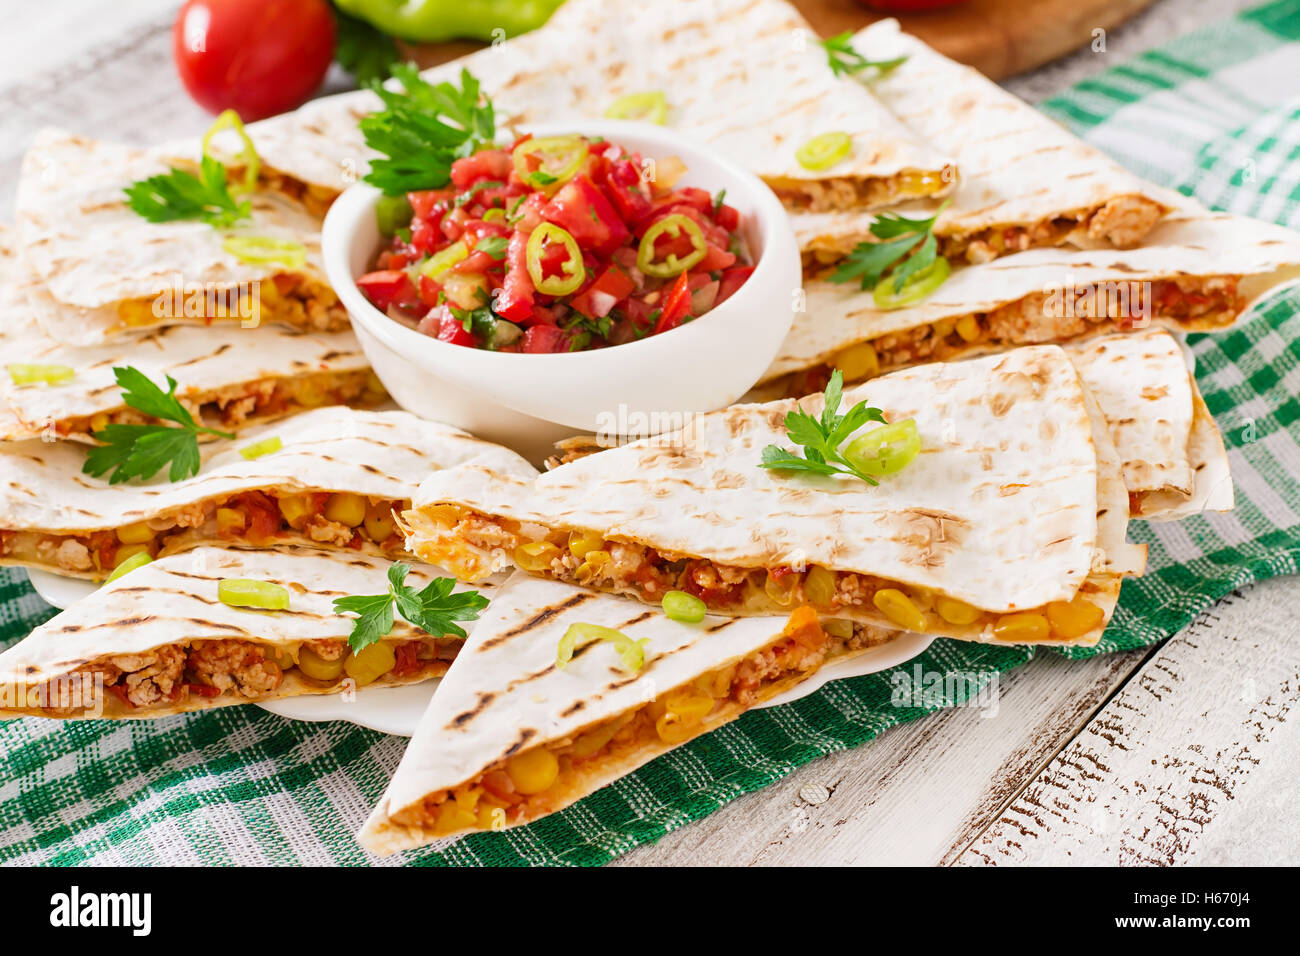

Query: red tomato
[[541, 176, 631, 256], [357, 270, 417, 312], [653, 271, 694, 335], [493, 232, 535, 322], [570, 265, 637, 318], [450, 149, 512, 189], [173, 0, 335, 121], [437, 312, 475, 347], [716, 265, 756, 306], [522, 325, 570, 353]]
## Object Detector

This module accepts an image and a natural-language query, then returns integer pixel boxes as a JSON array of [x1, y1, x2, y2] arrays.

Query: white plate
[[27, 568, 933, 735]]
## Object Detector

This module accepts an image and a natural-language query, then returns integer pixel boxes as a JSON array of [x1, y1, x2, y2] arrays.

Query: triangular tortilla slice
[[793, 19, 1171, 268], [0, 406, 521, 580], [15, 129, 346, 345], [0, 225, 380, 443], [216, 0, 955, 214], [763, 210, 1300, 392], [359, 573, 899, 852], [0, 545, 497, 720], [402, 345, 1145, 647], [1065, 328, 1232, 520]]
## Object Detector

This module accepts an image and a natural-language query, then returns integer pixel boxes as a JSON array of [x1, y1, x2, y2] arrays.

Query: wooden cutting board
[[409, 0, 1156, 81]]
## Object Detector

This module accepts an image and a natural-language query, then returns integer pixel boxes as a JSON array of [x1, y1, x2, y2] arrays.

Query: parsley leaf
[[124, 155, 250, 228], [475, 235, 509, 260], [81, 367, 235, 485], [829, 204, 948, 294], [332, 5, 399, 87], [819, 32, 908, 79], [759, 370, 888, 486], [360, 65, 496, 196], [333, 562, 490, 652]]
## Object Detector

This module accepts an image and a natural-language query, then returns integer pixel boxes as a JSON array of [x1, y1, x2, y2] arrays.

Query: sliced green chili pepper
[[843, 419, 922, 477], [795, 131, 852, 172], [239, 436, 282, 460], [202, 109, 260, 194], [556, 622, 649, 673], [526, 223, 584, 295], [7, 363, 74, 386], [871, 257, 950, 310], [334, 0, 565, 44], [662, 590, 707, 624], [605, 91, 669, 124], [218, 578, 291, 611], [105, 551, 152, 584], [511, 135, 588, 193], [636, 213, 707, 278], [221, 235, 307, 269]]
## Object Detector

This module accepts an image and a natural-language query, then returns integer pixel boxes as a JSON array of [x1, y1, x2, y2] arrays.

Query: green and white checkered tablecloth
[[3, 1, 1300, 866]]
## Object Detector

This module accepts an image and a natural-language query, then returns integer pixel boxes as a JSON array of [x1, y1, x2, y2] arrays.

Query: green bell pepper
[[335, 0, 566, 44]]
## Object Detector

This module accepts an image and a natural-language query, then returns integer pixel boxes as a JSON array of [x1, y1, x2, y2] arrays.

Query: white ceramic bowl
[[323, 120, 799, 462]]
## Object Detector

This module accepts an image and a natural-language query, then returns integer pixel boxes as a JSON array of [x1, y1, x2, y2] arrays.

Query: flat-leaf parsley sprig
[[360, 65, 497, 196], [82, 367, 235, 485], [333, 562, 490, 652], [124, 153, 251, 228], [819, 32, 908, 79], [760, 371, 889, 486]]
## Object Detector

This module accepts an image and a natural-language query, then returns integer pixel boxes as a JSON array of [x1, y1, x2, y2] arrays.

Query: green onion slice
[[605, 91, 669, 125], [238, 436, 282, 460], [843, 419, 922, 477], [221, 235, 307, 269], [795, 131, 852, 172], [871, 256, 950, 310], [556, 623, 649, 673], [105, 551, 153, 584], [218, 578, 291, 611], [7, 363, 75, 386], [662, 590, 707, 624], [636, 213, 707, 278], [202, 109, 260, 194], [525, 223, 584, 296]]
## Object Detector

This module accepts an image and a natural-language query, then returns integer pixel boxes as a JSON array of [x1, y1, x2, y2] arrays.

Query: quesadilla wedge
[[15, 129, 346, 345], [0, 545, 496, 720], [359, 573, 898, 851], [0, 226, 382, 443], [402, 346, 1145, 647], [794, 20, 1171, 271], [212, 0, 955, 214], [764, 210, 1300, 396], [0, 406, 520, 580], [1065, 329, 1233, 520]]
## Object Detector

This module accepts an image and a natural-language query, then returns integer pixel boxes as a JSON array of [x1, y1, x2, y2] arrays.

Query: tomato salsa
[[356, 133, 755, 353]]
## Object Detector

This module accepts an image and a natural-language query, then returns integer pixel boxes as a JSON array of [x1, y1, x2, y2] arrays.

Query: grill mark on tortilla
[[478, 593, 592, 650], [706, 618, 737, 633], [447, 691, 496, 728]]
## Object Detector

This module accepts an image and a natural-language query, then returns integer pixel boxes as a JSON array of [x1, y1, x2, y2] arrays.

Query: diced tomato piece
[[452, 250, 497, 275], [522, 325, 570, 353], [676, 187, 715, 213], [450, 148, 512, 189], [417, 275, 442, 307], [493, 231, 534, 322], [392, 642, 422, 678], [356, 270, 417, 312], [541, 176, 631, 256], [653, 271, 693, 335], [188, 682, 222, 699], [698, 243, 736, 272], [437, 310, 475, 347], [715, 203, 740, 232], [481, 769, 522, 805], [408, 189, 452, 220], [410, 217, 442, 255], [229, 490, 283, 541], [441, 206, 473, 242], [716, 265, 755, 306], [602, 177, 653, 227], [570, 265, 636, 318]]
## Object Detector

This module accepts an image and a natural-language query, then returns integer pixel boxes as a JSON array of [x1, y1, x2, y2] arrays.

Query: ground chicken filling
[[775, 276, 1242, 398], [53, 369, 386, 440], [771, 168, 951, 214], [800, 196, 1167, 274], [1, 491, 408, 577], [114, 274, 346, 334], [414, 510, 1109, 643], [396, 607, 893, 834], [35, 635, 456, 715]]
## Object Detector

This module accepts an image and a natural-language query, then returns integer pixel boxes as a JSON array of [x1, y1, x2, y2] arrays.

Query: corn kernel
[[955, 315, 981, 342], [216, 507, 246, 535], [433, 800, 477, 835], [1046, 597, 1105, 639], [872, 588, 928, 632], [277, 494, 313, 529], [476, 804, 507, 831], [116, 521, 154, 545], [515, 541, 560, 572], [655, 692, 713, 744], [802, 565, 837, 606], [324, 493, 366, 527], [298, 646, 347, 682], [114, 542, 156, 563], [295, 378, 328, 407], [117, 299, 158, 327], [363, 502, 396, 543], [935, 595, 982, 626], [89, 413, 110, 433], [993, 612, 1051, 643], [835, 341, 879, 382], [505, 748, 559, 795], [568, 531, 604, 558], [569, 721, 622, 759], [343, 641, 397, 686]]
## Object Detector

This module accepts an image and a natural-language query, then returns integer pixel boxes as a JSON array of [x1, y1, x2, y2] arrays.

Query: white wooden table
[[2, 0, 1294, 867]]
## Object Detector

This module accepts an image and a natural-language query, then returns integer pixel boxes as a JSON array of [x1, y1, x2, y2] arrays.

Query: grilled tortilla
[[764, 210, 1300, 393], [1065, 329, 1232, 520], [0, 225, 381, 443], [402, 346, 1146, 647], [793, 19, 1171, 271], [0, 406, 521, 580], [15, 129, 346, 345], [212, 0, 955, 214], [0, 545, 496, 720], [359, 574, 899, 852]]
